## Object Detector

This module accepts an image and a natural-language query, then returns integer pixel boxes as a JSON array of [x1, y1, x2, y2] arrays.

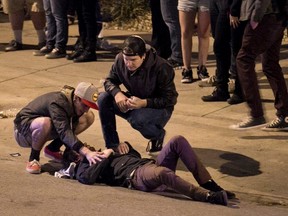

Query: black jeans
[[237, 14, 288, 118], [210, 0, 230, 92], [149, 0, 171, 59], [76, 0, 99, 51]]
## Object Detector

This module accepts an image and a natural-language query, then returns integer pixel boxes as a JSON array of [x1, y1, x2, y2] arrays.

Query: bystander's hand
[[115, 92, 129, 113], [116, 142, 129, 154], [229, 15, 240, 28], [126, 96, 147, 109]]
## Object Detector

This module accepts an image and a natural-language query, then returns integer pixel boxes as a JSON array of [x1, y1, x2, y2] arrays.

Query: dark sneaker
[[167, 58, 183, 69], [229, 116, 266, 130], [146, 139, 163, 154], [146, 131, 165, 154], [33, 46, 53, 56], [262, 116, 288, 131], [66, 49, 84, 60], [202, 88, 230, 102], [206, 191, 228, 206], [227, 94, 244, 105], [198, 75, 217, 87], [181, 68, 193, 83], [201, 180, 236, 199], [67, 15, 75, 25], [73, 50, 97, 63], [5, 40, 23, 52], [45, 48, 66, 59], [197, 65, 210, 81]]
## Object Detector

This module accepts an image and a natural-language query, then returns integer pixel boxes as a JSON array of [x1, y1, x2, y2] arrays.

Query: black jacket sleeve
[[76, 158, 110, 185]]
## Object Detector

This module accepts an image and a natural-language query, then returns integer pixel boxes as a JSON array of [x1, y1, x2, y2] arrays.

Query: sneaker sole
[[261, 127, 288, 132], [229, 123, 267, 130], [181, 79, 193, 84], [33, 52, 47, 56], [26, 168, 41, 174]]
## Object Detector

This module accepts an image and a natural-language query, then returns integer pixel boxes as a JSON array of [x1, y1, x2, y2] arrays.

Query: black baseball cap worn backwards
[[122, 35, 146, 57]]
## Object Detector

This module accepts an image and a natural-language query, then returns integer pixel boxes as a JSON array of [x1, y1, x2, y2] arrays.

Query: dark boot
[[73, 50, 97, 63], [73, 40, 97, 63], [67, 38, 84, 60], [201, 87, 230, 102]]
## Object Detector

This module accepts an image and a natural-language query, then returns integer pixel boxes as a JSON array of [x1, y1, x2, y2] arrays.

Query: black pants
[[210, 0, 230, 92], [237, 14, 288, 118]]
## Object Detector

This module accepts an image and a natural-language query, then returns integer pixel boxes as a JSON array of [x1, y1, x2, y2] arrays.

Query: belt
[[127, 168, 137, 189]]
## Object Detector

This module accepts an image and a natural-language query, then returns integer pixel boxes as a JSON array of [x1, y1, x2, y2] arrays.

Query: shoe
[[202, 88, 230, 102], [229, 116, 266, 130], [5, 40, 23, 52], [26, 159, 41, 174], [167, 58, 183, 69], [146, 132, 165, 154], [181, 68, 193, 83], [146, 139, 163, 154], [206, 191, 228, 206], [38, 41, 46, 50], [45, 48, 66, 59], [66, 49, 83, 60], [262, 116, 288, 131], [73, 50, 97, 63], [201, 180, 236, 199], [197, 65, 210, 81], [227, 94, 244, 105], [44, 146, 63, 163], [198, 75, 217, 87], [67, 15, 75, 25], [33, 46, 53, 56]]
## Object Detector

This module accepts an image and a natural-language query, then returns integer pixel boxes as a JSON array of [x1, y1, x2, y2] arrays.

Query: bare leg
[[197, 10, 210, 67], [179, 10, 196, 70]]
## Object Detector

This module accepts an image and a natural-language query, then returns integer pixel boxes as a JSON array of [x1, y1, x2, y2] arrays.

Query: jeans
[[131, 135, 211, 201], [160, 0, 182, 62], [237, 14, 288, 118], [43, 0, 69, 50], [210, 0, 230, 92], [98, 92, 171, 148], [76, 0, 99, 51]]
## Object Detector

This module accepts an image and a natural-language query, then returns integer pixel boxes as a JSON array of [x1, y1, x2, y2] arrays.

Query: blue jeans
[[160, 0, 182, 63], [210, 0, 230, 92], [43, 0, 69, 50], [98, 92, 172, 148], [132, 135, 211, 201]]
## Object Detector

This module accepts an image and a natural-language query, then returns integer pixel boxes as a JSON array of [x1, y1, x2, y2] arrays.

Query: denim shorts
[[14, 127, 32, 148], [2, 0, 44, 14], [178, 0, 210, 12]]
